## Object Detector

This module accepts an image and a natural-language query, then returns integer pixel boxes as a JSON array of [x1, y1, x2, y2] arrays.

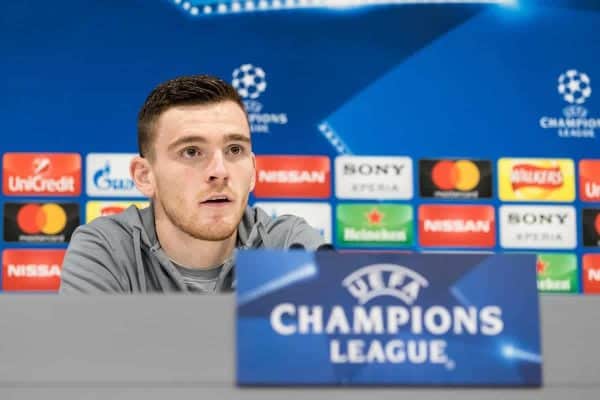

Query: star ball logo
[[419, 159, 492, 199], [539, 69, 599, 139], [336, 204, 413, 247], [3, 203, 80, 243], [231, 64, 288, 133], [269, 262, 504, 367], [498, 158, 575, 202]]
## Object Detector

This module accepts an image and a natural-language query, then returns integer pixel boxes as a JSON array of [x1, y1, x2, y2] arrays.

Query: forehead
[[154, 101, 250, 144]]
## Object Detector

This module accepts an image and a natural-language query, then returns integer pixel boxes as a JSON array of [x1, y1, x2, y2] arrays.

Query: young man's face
[[147, 101, 255, 241]]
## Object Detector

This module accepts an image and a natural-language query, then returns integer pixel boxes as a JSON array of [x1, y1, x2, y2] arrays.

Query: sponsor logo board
[[336, 204, 413, 247], [2, 249, 65, 292], [335, 156, 413, 199], [3, 153, 81, 196], [254, 202, 332, 242], [254, 156, 331, 198], [419, 159, 492, 199], [86, 153, 142, 197], [4, 202, 79, 243], [418, 205, 495, 248], [86, 201, 149, 223], [498, 158, 574, 202], [499, 205, 576, 249]]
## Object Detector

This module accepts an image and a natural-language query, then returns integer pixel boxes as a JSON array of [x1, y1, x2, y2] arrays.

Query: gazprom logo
[[342, 264, 429, 305], [93, 162, 135, 191], [86, 153, 143, 197]]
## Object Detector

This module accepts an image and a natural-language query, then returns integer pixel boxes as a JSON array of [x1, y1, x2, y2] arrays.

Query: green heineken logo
[[536, 253, 579, 293], [336, 204, 413, 247]]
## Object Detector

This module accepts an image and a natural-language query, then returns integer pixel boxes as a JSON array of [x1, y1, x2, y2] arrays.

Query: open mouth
[[200, 195, 232, 205]]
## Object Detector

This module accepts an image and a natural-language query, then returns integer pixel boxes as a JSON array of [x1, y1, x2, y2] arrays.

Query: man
[[60, 75, 326, 293]]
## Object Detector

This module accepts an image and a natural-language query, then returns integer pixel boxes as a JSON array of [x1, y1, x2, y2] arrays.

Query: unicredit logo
[[254, 156, 331, 198], [511, 164, 563, 190], [3, 153, 81, 196], [342, 264, 429, 305]]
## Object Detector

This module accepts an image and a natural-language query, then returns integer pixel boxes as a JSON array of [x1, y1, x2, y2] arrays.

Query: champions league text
[[270, 304, 504, 365]]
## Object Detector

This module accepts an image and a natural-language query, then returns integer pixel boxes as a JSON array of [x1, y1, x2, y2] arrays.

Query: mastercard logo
[[16, 203, 67, 234], [431, 160, 480, 191]]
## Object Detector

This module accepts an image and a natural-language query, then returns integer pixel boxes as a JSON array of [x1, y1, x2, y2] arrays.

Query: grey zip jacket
[[59, 205, 325, 294]]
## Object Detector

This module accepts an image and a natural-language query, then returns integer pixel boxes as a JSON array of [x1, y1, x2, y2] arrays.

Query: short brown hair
[[137, 75, 246, 158]]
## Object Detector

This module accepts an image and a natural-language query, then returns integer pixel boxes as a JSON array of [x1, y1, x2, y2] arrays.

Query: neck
[[154, 209, 237, 270]]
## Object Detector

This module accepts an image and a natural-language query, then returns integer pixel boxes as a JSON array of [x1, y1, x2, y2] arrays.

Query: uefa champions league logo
[[539, 69, 599, 139], [232, 64, 267, 100], [342, 264, 429, 305], [230, 63, 288, 133], [558, 69, 591, 105]]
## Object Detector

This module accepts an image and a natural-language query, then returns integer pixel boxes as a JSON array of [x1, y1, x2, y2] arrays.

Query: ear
[[130, 156, 155, 198], [249, 152, 256, 192]]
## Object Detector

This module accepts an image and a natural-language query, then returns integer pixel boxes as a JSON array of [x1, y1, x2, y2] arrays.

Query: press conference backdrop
[[0, 0, 599, 293]]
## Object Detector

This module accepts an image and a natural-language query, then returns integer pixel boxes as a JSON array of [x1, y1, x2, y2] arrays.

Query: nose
[[206, 150, 229, 183]]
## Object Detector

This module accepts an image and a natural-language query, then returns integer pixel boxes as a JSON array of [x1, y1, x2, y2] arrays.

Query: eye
[[228, 144, 245, 156], [181, 147, 202, 159]]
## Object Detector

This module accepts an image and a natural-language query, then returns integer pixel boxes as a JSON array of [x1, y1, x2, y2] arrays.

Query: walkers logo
[[3, 153, 81, 196], [1, 249, 65, 292], [334, 156, 413, 200], [582, 254, 600, 294], [231, 64, 288, 134], [4, 203, 79, 243], [539, 69, 599, 139], [498, 158, 575, 202], [336, 204, 413, 247], [254, 156, 330, 198], [420, 159, 491, 199], [86, 153, 142, 197], [582, 208, 600, 247], [499, 205, 576, 249], [418, 205, 495, 248], [579, 160, 600, 202], [86, 201, 149, 223], [253, 202, 331, 242], [536, 253, 578, 293]]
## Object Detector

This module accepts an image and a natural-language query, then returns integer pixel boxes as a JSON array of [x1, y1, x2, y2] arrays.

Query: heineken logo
[[336, 204, 413, 247]]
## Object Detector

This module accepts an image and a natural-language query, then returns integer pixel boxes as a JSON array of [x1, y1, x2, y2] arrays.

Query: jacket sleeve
[[60, 224, 127, 294], [271, 215, 328, 250]]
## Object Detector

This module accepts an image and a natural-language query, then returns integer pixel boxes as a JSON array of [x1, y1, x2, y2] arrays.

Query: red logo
[[2, 249, 65, 292], [100, 206, 126, 216], [3, 153, 81, 196], [511, 164, 563, 190], [580, 160, 600, 202], [583, 254, 600, 294], [254, 156, 331, 198], [418, 205, 495, 247]]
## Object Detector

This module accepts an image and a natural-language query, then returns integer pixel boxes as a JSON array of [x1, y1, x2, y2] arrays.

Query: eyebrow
[[168, 134, 251, 152]]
